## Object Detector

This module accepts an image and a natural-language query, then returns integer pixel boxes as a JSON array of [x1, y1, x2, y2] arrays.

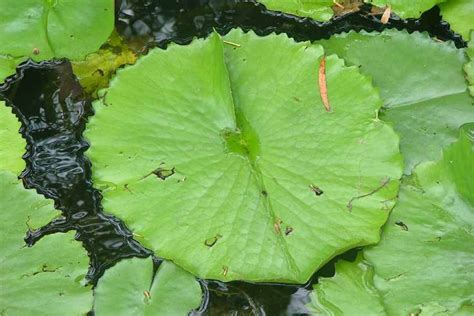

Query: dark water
[[0, 1, 465, 314]]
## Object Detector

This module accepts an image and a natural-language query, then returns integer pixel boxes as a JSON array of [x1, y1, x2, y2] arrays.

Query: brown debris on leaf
[[318, 56, 331, 112], [381, 5, 391, 24], [332, 0, 363, 17]]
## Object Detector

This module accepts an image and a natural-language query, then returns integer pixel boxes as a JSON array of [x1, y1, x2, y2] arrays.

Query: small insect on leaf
[[32, 47, 40, 55], [309, 184, 324, 196], [222, 266, 229, 277], [318, 56, 331, 112], [285, 226, 294, 236], [381, 5, 391, 24], [143, 290, 151, 299], [395, 220, 408, 231]]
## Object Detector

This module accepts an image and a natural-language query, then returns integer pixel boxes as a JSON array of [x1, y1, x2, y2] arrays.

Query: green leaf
[[320, 30, 474, 173], [0, 102, 25, 175], [85, 29, 402, 283], [94, 257, 202, 315], [0, 0, 113, 61], [308, 254, 385, 315], [0, 171, 93, 315], [258, 0, 334, 21], [311, 123, 474, 315], [465, 30, 474, 97], [365, 0, 445, 18], [439, 0, 474, 40]]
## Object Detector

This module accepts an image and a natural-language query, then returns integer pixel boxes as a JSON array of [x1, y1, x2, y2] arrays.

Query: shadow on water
[[0, 0, 465, 314]]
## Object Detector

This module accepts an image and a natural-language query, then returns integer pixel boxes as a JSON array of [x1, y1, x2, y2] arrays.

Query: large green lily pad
[[321, 30, 474, 173], [258, 0, 334, 21], [94, 257, 202, 315], [0, 102, 25, 175], [365, 0, 445, 19], [311, 123, 474, 314], [0, 0, 113, 61], [439, 0, 474, 40], [85, 29, 402, 283], [0, 171, 93, 315]]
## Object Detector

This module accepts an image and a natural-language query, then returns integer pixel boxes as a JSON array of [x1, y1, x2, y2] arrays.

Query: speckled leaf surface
[[321, 30, 474, 173], [0, 102, 25, 175], [258, 0, 334, 21], [85, 29, 402, 283], [0, 0, 113, 61], [308, 255, 385, 315], [310, 124, 474, 315], [0, 171, 93, 315], [365, 0, 445, 18], [94, 258, 202, 315], [439, 0, 474, 40]]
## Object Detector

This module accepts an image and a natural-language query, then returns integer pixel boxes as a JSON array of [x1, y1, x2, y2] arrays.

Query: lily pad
[[311, 123, 474, 314], [439, 0, 474, 40], [94, 257, 202, 315], [365, 0, 445, 19], [0, 102, 25, 175], [466, 30, 474, 96], [0, 0, 113, 61], [86, 29, 402, 283], [321, 29, 474, 173], [258, 0, 334, 21], [307, 254, 384, 315], [0, 171, 93, 315]]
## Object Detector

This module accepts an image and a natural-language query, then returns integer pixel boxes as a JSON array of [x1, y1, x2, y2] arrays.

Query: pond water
[[0, 0, 465, 314]]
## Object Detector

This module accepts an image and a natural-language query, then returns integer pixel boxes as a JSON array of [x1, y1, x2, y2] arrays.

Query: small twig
[[333, 0, 344, 9], [347, 178, 391, 211], [318, 56, 331, 112], [223, 40, 241, 48]]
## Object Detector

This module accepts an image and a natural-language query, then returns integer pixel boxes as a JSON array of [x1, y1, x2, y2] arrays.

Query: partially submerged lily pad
[[311, 123, 474, 314], [0, 171, 93, 315], [94, 257, 202, 315], [258, 0, 335, 21], [321, 29, 474, 173], [86, 29, 402, 283]]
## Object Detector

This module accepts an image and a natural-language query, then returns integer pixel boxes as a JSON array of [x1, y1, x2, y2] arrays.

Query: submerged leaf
[[85, 29, 402, 283], [310, 124, 474, 314], [321, 29, 474, 173], [72, 32, 138, 97], [94, 257, 202, 315]]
